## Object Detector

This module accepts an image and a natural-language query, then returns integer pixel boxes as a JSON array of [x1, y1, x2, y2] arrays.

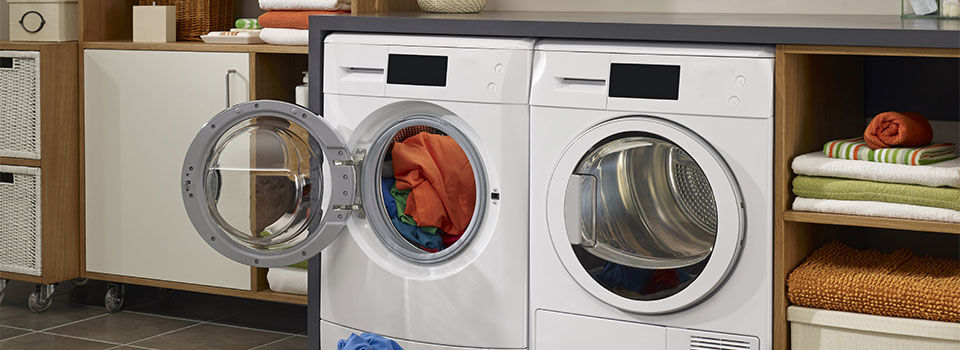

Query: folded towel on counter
[[823, 138, 958, 166], [793, 176, 960, 211], [787, 241, 960, 322], [793, 151, 960, 188], [260, 28, 308, 45], [266, 267, 307, 295], [258, 10, 350, 29], [260, 0, 351, 10], [864, 111, 934, 149], [792, 197, 960, 223], [235, 18, 262, 29]]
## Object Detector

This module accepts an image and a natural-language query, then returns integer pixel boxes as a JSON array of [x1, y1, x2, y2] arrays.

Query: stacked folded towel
[[259, 0, 351, 46], [791, 112, 960, 223], [787, 241, 960, 322]]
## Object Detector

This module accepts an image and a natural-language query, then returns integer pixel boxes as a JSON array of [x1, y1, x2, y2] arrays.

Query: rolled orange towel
[[863, 111, 933, 150], [258, 10, 349, 30]]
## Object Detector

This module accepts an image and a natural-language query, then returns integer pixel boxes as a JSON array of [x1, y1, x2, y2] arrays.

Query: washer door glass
[[548, 116, 744, 314], [181, 101, 357, 268]]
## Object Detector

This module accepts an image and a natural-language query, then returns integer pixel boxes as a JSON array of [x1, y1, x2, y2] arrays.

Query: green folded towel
[[793, 176, 960, 211], [236, 18, 262, 29], [824, 137, 958, 166]]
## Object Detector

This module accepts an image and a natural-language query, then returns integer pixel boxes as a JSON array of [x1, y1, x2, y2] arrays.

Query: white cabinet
[[84, 49, 251, 290]]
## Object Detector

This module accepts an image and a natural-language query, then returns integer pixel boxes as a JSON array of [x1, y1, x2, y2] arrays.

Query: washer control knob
[[736, 75, 746, 87], [495, 63, 504, 73], [487, 83, 498, 92], [729, 96, 740, 107]]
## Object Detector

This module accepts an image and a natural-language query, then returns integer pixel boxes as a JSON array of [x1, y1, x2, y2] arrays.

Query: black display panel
[[0, 57, 13, 69], [387, 54, 448, 87], [608, 63, 681, 100], [0, 173, 12, 184]]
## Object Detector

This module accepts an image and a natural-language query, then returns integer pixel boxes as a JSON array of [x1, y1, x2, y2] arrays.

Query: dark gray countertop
[[309, 11, 960, 48]]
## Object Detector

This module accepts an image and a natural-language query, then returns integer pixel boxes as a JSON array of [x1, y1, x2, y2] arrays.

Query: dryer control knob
[[495, 63, 504, 73], [729, 96, 740, 107], [736, 75, 746, 87], [487, 83, 498, 92]]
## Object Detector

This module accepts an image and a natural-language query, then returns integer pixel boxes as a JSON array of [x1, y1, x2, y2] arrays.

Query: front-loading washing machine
[[528, 40, 774, 349], [179, 33, 533, 349]]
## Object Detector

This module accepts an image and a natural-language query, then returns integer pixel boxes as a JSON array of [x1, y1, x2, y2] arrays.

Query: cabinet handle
[[225, 69, 237, 108], [0, 172, 13, 184], [19, 11, 46, 34]]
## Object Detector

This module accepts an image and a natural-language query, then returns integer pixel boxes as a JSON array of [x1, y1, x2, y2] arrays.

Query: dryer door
[[181, 100, 357, 268], [546, 116, 745, 314]]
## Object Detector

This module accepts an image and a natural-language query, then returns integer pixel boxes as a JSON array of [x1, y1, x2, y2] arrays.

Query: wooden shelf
[[783, 210, 960, 234], [84, 272, 307, 305], [83, 40, 308, 54]]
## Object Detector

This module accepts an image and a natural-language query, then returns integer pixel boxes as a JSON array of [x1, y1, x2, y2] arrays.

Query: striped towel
[[823, 138, 958, 166]]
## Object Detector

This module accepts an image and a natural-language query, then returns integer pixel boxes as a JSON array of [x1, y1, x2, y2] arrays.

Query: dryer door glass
[[569, 135, 716, 301], [548, 116, 744, 312], [181, 101, 357, 268]]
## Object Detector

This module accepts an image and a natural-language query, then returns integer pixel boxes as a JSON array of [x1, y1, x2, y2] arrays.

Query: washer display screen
[[387, 54, 449, 87], [608, 63, 680, 100]]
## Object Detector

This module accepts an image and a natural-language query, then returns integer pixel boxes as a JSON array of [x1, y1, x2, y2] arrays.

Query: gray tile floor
[[0, 280, 307, 349]]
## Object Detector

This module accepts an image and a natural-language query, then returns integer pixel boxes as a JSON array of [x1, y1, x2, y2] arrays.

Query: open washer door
[[546, 116, 745, 314], [181, 100, 357, 268]]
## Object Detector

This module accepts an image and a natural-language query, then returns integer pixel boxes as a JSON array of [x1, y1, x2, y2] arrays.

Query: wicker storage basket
[[137, 0, 233, 41], [417, 0, 486, 13], [0, 165, 42, 276], [0, 50, 41, 160]]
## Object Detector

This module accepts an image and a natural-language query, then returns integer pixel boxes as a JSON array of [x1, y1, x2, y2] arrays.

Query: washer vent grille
[[690, 335, 753, 350]]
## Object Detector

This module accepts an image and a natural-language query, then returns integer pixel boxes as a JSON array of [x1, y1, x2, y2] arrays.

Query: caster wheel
[[105, 284, 125, 313], [71, 278, 89, 287], [28, 288, 53, 313]]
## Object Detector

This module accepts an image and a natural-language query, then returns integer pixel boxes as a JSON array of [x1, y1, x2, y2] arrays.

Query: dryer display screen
[[387, 54, 448, 87], [608, 63, 680, 100]]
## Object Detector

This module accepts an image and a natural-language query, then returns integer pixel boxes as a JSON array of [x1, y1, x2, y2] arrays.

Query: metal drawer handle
[[225, 69, 237, 108], [19, 11, 46, 34]]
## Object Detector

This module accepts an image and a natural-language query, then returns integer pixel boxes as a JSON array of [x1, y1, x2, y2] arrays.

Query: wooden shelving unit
[[783, 211, 960, 234], [0, 41, 81, 290], [83, 40, 308, 54], [773, 44, 960, 349]]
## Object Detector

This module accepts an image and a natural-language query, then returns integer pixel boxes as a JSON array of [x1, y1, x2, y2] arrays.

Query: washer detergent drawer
[[535, 310, 666, 349]]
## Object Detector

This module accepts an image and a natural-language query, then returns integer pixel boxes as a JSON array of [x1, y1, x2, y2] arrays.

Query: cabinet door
[[84, 50, 251, 289]]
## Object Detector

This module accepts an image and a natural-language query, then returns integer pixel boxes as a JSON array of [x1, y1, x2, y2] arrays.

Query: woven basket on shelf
[[417, 0, 487, 13], [137, 0, 234, 41]]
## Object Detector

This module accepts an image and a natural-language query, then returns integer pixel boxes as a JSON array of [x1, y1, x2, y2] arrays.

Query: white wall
[[484, 0, 901, 16]]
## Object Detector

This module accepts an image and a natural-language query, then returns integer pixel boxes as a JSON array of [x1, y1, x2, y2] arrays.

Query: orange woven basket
[[138, 0, 234, 41]]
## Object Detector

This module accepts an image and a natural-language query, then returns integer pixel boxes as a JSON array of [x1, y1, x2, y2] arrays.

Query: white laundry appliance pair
[[177, 33, 775, 350]]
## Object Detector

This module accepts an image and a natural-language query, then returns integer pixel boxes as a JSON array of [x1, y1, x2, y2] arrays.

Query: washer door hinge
[[333, 148, 367, 218]]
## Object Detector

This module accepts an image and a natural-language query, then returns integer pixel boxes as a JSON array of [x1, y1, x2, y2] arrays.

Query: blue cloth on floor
[[381, 179, 443, 251], [338, 332, 403, 350]]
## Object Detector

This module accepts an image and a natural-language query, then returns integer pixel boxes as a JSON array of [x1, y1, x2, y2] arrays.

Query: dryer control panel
[[323, 33, 535, 105], [531, 40, 775, 119]]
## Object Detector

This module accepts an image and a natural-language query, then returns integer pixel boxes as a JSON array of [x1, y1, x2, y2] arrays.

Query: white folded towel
[[260, 28, 308, 46], [260, 0, 350, 10], [267, 267, 308, 295], [792, 151, 960, 188], [793, 197, 960, 223]]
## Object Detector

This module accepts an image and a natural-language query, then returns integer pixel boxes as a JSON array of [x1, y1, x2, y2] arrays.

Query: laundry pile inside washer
[[378, 126, 476, 253]]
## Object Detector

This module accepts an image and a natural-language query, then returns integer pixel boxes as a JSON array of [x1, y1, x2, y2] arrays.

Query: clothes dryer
[[528, 40, 775, 349]]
